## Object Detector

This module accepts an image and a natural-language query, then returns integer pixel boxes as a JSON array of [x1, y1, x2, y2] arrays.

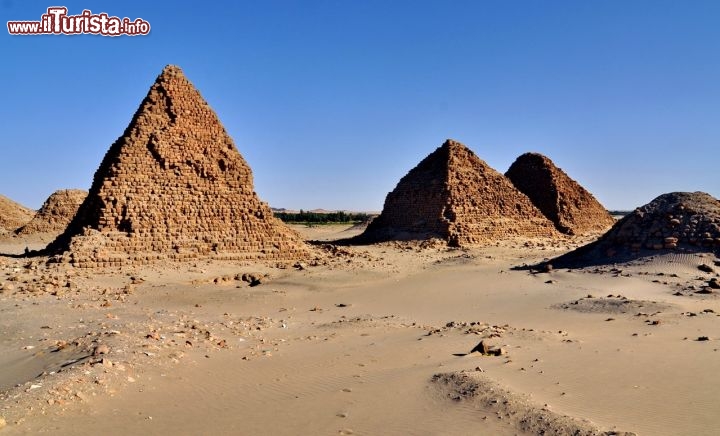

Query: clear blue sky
[[2, 1, 719, 211]]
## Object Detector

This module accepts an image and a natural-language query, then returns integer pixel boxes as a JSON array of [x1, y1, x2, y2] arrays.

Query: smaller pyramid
[[357, 139, 558, 246], [48, 65, 309, 267], [0, 194, 34, 234], [16, 189, 87, 235], [550, 192, 720, 267], [505, 153, 614, 235]]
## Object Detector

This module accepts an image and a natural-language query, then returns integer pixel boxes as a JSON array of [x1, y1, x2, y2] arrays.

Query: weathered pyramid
[[48, 65, 308, 267], [505, 153, 614, 235], [16, 189, 87, 235], [550, 192, 720, 267], [0, 194, 34, 234], [357, 139, 558, 246]]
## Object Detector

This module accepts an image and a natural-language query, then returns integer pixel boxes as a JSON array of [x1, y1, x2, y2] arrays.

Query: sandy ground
[[1, 226, 719, 435]]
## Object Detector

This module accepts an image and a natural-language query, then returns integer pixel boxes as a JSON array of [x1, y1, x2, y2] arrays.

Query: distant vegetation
[[274, 210, 373, 224], [608, 210, 631, 217]]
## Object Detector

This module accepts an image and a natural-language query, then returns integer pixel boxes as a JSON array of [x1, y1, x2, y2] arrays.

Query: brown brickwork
[[47, 65, 309, 267], [505, 153, 614, 235], [358, 139, 558, 246], [16, 189, 87, 235]]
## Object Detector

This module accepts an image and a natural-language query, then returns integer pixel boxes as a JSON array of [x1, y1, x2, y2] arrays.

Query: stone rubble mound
[[550, 191, 720, 267]]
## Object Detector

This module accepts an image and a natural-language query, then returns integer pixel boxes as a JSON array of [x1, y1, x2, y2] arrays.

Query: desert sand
[[1, 224, 719, 435]]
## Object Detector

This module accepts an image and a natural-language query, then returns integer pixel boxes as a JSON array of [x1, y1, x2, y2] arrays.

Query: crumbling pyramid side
[[16, 189, 87, 235], [0, 194, 34, 234], [48, 65, 309, 267], [506, 153, 614, 235], [360, 144, 452, 242]]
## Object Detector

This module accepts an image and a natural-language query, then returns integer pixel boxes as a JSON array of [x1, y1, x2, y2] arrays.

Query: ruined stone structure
[[551, 192, 720, 266], [357, 139, 558, 246], [48, 65, 308, 267], [505, 153, 614, 235], [16, 189, 87, 235], [0, 194, 34, 234]]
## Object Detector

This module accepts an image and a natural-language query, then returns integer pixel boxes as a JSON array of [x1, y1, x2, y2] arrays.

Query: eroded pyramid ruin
[[0, 194, 34, 234], [357, 139, 558, 246], [550, 192, 720, 267], [16, 189, 87, 235], [505, 153, 614, 235], [48, 65, 308, 267]]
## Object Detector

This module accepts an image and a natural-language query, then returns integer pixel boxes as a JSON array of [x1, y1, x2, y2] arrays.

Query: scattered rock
[[470, 340, 492, 355], [93, 344, 110, 356], [698, 264, 715, 273], [470, 340, 505, 356]]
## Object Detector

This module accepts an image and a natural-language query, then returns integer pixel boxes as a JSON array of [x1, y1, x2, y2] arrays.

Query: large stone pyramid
[[505, 152, 614, 235], [357, 139, 558, 246], [48, 65, 308, 267], [550, 192, 720, 267], [0, 194, 34, 234], [16, 189, 87, 235]]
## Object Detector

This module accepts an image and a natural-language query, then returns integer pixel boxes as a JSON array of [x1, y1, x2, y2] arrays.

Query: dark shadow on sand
[[0, 248, 50, 259]]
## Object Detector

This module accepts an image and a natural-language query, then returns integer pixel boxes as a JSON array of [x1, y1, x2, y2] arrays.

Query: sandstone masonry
[[358, 140, 558, 246], [47, 65, 309, 267], [506, 152, 614, 235], [16, 189, 87, 235]]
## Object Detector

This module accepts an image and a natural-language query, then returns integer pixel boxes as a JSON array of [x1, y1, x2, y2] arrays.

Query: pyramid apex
[[156, 65, 186, 82], [441, 139, 467, 149], [514, 152, 552, 164], [518, 151, 547, 158], [160, 64, 183, 75]]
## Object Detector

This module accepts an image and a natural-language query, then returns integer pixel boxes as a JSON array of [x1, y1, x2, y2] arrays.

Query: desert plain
[[1, 223, 720, 435]]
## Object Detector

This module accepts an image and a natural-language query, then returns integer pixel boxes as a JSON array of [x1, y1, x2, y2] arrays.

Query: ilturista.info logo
[[7, 6, 150, 36]]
